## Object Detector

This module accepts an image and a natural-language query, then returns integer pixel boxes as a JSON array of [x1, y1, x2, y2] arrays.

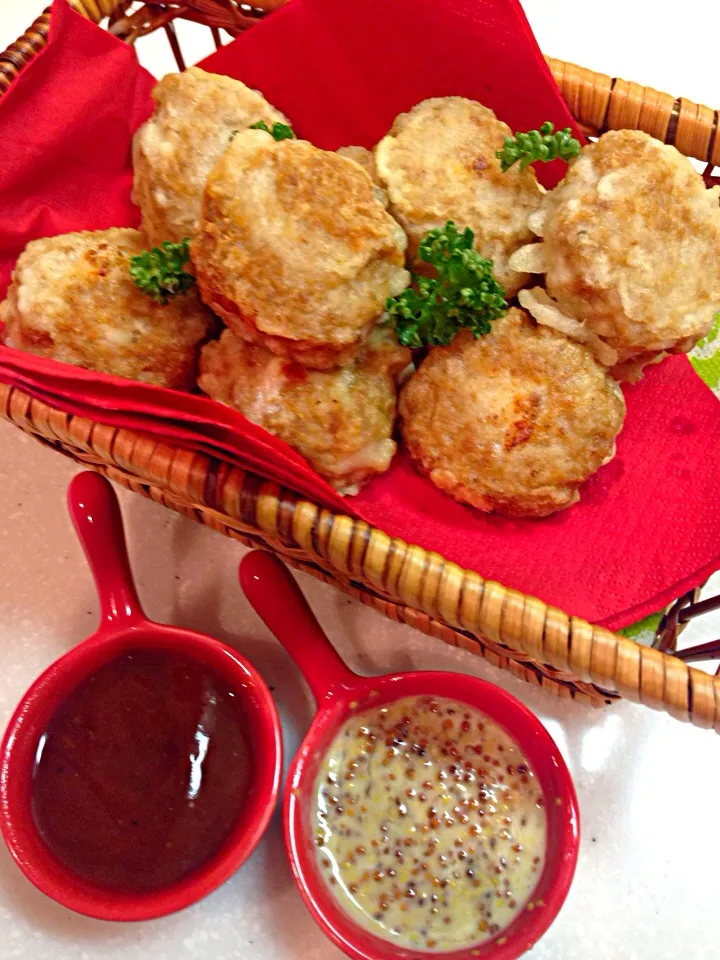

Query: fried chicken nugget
[[0, 228, 214, 389], [512, 130, 720, 379], [199, 327, 411, 494], [336, 146, 389, 206], [132, 67, 289, 246], [374, 97, 543, 297], [192, 130, 410, 369], [399, 309, 626, 517]]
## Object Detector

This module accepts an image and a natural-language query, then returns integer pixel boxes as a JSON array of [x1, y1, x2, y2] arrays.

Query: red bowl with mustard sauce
[[240, 551, 579, 960], [0, 473, 282, 921]]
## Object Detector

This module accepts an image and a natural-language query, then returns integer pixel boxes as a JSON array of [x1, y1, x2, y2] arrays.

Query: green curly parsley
[[129, 238, 195, 305], [496, 121, 580, 172], [249, 120, 296, 141], [385, 222, 508, 348]]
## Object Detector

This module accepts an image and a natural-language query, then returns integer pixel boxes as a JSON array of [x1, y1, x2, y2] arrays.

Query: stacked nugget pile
[[3, 68, 719, 515], [189, 124, 416, 494], [370, 98, 627, 516]]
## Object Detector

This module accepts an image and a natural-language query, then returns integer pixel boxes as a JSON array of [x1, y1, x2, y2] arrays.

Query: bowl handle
[[239, 550, 356, 703], [67, 471, 144, 627]]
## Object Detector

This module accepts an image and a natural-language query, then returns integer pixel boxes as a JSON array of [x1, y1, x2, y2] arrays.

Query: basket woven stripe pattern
[[2, 382, 719, 730], [1, 0, 719, 732], [0, 9, 50, 93]]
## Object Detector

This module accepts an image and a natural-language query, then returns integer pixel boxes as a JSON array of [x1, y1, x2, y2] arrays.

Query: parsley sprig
[[385, 222, 508, 348], [249, 120, 296, 141], [130, 238, 195, 305], [496, 121, 580, 172]]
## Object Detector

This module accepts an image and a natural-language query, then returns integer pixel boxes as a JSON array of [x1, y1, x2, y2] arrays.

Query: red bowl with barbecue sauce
[[0, 472, 282, 921]]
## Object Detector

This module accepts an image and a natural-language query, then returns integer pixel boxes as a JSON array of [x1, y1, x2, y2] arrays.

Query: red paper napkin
[[1, 0, 719, 631], [0, 0, 155, 290], [0, 351, 347, 510], [200, 0, 582, 187]]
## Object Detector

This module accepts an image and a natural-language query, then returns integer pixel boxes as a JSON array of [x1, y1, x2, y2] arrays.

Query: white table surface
[[1, 2, 719, 958]]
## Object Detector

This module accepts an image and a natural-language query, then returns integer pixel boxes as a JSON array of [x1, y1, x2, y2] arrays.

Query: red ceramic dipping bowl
[[240, 551, 579, 960], [0, 472, 282, 922]]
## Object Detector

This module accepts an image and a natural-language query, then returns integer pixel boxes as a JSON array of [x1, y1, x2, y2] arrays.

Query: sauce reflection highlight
[[31, 649, 253, 892]]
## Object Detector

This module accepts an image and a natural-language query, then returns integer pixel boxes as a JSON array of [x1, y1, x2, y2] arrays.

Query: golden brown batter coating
[[192, 130, 410, 369], [132, 67, 289, 246], [374, 97, 543, 297], [198, 327, 411, 493], [336, 146, 388, 206], [0, 228, 214, 389], [514, 130, 720, 378], [399, 309, 626, 517]]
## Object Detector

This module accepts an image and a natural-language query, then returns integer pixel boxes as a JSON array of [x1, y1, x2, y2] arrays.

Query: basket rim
[[2, 381, 718, 732]]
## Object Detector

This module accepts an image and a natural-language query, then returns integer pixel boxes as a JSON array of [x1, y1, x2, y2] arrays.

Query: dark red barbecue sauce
[[31, 649, 253, 892]]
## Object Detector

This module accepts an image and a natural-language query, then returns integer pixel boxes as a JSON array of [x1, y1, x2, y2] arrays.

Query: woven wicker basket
[[2, 0, 720, 730]]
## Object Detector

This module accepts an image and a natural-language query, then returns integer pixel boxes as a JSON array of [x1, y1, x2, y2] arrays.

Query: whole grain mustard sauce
[[313, 695, 547, 952]]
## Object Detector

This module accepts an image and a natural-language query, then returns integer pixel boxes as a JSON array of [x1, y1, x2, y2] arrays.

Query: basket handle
[[67, 471, 144, 627], [239, 550, 356, 702]]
